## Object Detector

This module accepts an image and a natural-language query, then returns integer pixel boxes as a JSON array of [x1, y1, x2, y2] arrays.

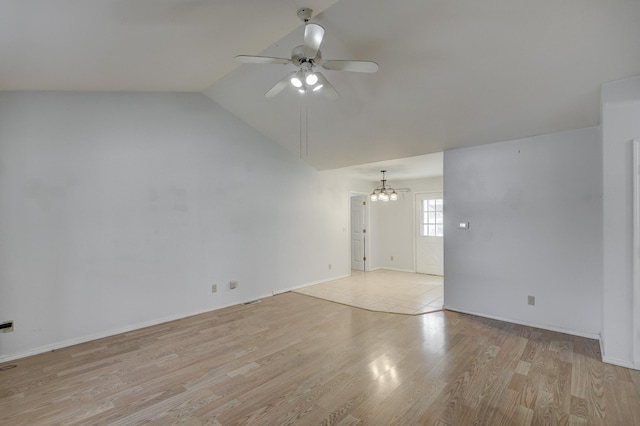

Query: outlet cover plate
[[1, 320, 14, 333]]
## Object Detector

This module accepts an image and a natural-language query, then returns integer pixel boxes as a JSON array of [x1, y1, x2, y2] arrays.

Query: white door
[[416, 192, 444, 275], [351, 195, 366, 271]]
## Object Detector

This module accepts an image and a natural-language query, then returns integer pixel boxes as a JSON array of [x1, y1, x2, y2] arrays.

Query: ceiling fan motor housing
[[291, 45, 321, 67]]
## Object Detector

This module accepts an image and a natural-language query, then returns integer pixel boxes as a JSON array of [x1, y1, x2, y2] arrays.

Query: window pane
[[428, 225, 436, 236], [436, 225, 444, 236], [423, 224, 429, 236], [435, 199, 443, 210], [427, 212, 435, 223], [436, 212, 443, 223]]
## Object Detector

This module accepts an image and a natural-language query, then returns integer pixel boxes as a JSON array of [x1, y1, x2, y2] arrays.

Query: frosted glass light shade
[[291, 76, 303, 88], [306, 73, 318, 85]]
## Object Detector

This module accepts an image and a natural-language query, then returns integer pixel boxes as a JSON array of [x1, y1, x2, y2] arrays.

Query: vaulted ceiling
[[3, 0, 640, 174]]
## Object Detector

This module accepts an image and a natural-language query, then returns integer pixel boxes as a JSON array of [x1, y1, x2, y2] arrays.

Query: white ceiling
[[329, 152, 443, 183], [3, 0, 640, 178], [0, 0, 338, 91]]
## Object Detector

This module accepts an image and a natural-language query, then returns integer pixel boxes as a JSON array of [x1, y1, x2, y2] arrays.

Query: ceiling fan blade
[[315, 72, 339, 101], [235, 55, 291, 65], [303, 23, 325, 58], [265, 72, 295, 98], [322, 60, 379, 73]]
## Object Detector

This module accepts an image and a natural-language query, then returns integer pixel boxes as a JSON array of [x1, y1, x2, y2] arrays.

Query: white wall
[[443, 127, 602, 338], [601, 75, 640, 368], [370, 177, 443, 271], [0, 92, 365, 361]]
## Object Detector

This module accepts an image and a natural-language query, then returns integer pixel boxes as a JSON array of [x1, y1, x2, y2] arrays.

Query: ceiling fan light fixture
[[305, 72, 318, 85], [291, 75, 303, 88], [236, 8, 378, 100]]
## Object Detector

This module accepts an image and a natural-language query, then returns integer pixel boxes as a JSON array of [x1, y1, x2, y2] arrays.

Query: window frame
[[421, 198, 443, 237]]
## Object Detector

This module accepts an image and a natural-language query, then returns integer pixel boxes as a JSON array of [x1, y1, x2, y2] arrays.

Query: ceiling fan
[[234, 8, 378, 100]]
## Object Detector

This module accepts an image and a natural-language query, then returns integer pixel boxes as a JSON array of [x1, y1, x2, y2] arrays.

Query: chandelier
[[370, 170, 398, 202]]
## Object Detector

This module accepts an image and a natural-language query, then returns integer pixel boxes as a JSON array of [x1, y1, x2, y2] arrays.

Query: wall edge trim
[[443, 305, 601, 340]]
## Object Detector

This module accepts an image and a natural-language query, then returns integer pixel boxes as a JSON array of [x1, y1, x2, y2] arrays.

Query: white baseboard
[[0, 272, 365, 363], [602, 356, 636, 369], [364, 267, 419, 273], [444, 305, 601, 340], [0, 304, 234, 363], [599, 336, 639, 369], [377, 267, 416, 273], [280, 274, 351, 294]]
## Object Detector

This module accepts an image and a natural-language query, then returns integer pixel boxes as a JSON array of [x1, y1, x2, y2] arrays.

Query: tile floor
[[294, 269, 443, 315]]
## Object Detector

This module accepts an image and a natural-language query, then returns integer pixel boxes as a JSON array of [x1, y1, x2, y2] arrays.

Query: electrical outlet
[[211, 284, 217, 293], [230, 280, 237, 290], [1, 320, 14, 333], [528, 295, 535, 306]]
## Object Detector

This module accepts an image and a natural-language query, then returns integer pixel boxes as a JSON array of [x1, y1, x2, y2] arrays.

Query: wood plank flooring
[[1, 292, 639, 425]]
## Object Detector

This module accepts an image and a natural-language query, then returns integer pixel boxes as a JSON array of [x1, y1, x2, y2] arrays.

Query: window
[[422, 199, 443, 237]]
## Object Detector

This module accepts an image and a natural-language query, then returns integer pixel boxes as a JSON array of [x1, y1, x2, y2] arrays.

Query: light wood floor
[[2, 292, 640, 425], [295, 269, 443, 315]]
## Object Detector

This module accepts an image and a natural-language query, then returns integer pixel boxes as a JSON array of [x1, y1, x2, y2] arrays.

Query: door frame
[[349, 191, 371, 273], [633, 139, 640, 369], [413, 190, 445, 274]]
